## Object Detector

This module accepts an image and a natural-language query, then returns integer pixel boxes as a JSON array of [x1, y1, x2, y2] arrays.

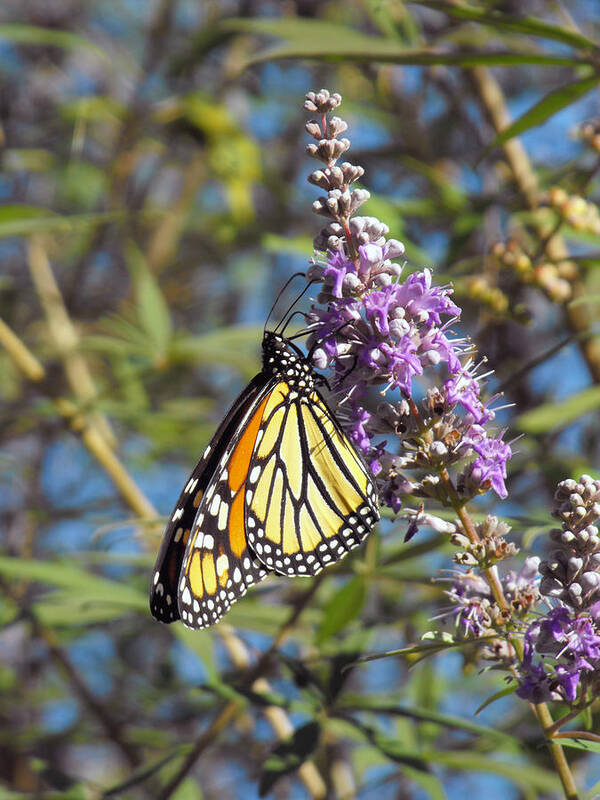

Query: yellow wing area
[[246, 383, 379, 576]]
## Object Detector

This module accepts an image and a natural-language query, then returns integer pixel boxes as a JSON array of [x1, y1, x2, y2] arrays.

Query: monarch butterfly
[[149, 327, 379, 629]]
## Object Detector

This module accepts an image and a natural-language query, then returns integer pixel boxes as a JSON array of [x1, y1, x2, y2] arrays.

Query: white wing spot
[[172, 507, 184, 522], [217, 502, 228, 531], [174, 527, 184, 543], [249, 466, 261, 483], [203, 534, 214, 550], [216, 554, 229, 575], [181, 587, 192, 606], [209, 494, 221, 516], [185, 477, 198, 493]]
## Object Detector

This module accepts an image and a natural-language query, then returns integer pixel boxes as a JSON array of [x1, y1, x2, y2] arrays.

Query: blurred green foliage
[[0, 1, 599, 798]]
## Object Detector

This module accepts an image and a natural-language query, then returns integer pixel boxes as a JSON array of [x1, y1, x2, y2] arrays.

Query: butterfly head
[[262, 331, 316, 389]]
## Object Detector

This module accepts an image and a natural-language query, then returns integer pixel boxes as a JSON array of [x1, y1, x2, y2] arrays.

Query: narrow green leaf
[[474, 685, 517, 715], [259, 721, 321, 797], [350, 717, 560, 792], [550, 735, 600, 753], [517, 386, 600, 434], [316, 577, 367, 644], [339, 694, 517, 745], [222, 18, 582, 68], [102, 749, 186, 796], [568, 292, 600, 309], [414, 1, 599, 51], [489, 74, 600, 149], [0, 555, 147, 610], [401, 766, 447, 800], [0, 23, 110, 61], [34, 596, 137, 627], [0, 209, 127, 238], [125, 242, 173, 355]]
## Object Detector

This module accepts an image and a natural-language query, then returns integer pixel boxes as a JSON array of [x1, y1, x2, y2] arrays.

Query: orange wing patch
[[177, 385, 273, 628]]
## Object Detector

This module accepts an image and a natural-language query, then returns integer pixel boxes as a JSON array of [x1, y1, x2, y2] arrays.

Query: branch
[[470, 65, 600, 384], [27, 236, 116, 448]]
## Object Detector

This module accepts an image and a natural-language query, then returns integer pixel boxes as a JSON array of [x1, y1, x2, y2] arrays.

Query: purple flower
[[555, 664, 581, 701], [350, 406, 372, 453], [517, 606, 600, 704], [419, 327, 462, 373], [516, 661, 552, 702], [444, 366, 493, 423], [363, 285, 398, 336], [379, 340, 423, 394], [445, 574, 492, 636], [467, 431, 512, 499], [322, 251, 356, 298], [395, 269, 461, 326]]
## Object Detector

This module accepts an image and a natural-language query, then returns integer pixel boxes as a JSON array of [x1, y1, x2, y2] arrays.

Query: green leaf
[[401, 766, 447, 800], [171, 325, 263, 379], [33, 595, 138, 627], [414, 1, 599, 51], [474, 685, 518, 715], [489, 74, 600, 149], [551, 735, 600, 753], [0, 23, 110, 61], [125, 242, 173, 355], [102, 748, 186, 796], [0, 208, 128, 238], [258, 721, 321, 797], [349, 718, 560, 792], [338, 694, 517, 746], [516, 386, 600, 434], [568, 292, 600, 309], [0, 556, 147, 611], [316, 577, 367, 644], [222, 18, 582, 68]]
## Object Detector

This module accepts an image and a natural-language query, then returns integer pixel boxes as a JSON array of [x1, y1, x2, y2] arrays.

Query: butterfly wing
[[244, 382, 379, 576], [176, 379, 280, 629], [149, 373, 268, 623]]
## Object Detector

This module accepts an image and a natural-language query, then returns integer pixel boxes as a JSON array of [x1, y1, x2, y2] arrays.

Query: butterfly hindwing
[[149, 374, 267, 623], [244, 382, 379, 577], [176, 381, 275, 629]]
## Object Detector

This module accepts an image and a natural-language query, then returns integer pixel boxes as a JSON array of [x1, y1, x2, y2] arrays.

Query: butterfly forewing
[[149, 374, 268, 623], [244, 376, 379, 577]]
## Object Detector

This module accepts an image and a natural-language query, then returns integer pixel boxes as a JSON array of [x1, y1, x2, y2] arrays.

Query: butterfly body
[[150, 331, 379, 629]]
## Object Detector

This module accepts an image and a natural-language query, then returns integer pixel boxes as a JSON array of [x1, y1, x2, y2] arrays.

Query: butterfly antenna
[[279, 310, 310, 337], [264, 272, 306, 333], [273, 278, 319, 333]]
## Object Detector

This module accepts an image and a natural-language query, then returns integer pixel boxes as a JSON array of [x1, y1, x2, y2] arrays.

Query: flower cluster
[[440, 518, 538, 649], [303, 89, 512, 513], [517, 476, 600, 704]]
